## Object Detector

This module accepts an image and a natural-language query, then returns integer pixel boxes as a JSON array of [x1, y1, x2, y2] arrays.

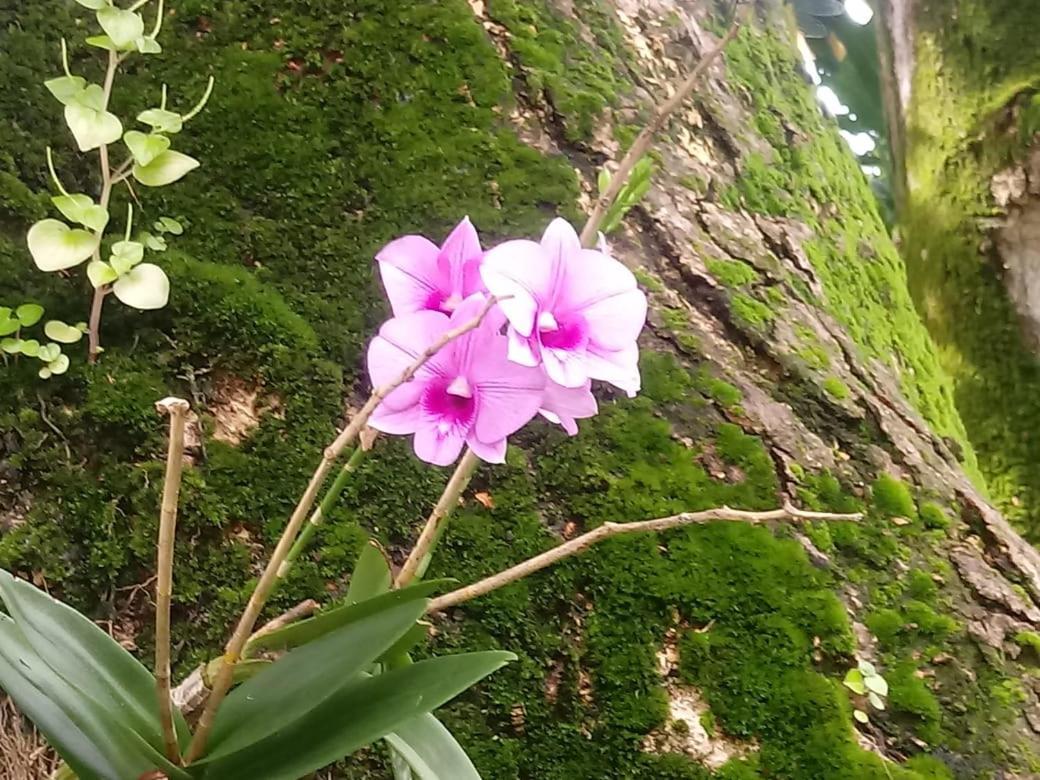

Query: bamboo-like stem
[[182, 295, 504, 764], [578, 14, 744, 247], [87, 49, 121, 364], [276, 447, 368, 583], [394, 448, 480, 589], [154, 397, 190, 765], [428, 503, 862, 612]]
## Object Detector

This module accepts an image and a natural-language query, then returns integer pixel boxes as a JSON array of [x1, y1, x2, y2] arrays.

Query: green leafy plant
[[28, 0, 213, 365], [0, 303, 85, 379], [843, 659, 889, 724], [597, 156, 655, 235]]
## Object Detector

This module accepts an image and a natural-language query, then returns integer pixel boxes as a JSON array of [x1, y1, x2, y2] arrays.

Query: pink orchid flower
[[367, 294, 546, 466], [539, 379, 597, 436], [376, 217, 485, 317], [481, 218, 647, 395]]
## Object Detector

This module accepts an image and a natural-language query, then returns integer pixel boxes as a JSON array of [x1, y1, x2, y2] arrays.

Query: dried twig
[[428, 503, 861, 612], [183, 294, 504, 763], [579, 13, 744, 246], [154, 397, 190, 765]]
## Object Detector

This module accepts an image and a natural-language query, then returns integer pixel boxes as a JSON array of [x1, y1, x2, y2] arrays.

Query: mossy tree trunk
[[2, 1, 1040, 777]]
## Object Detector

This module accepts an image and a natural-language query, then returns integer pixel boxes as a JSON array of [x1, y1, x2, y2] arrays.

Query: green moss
[[903, 754, 954, 779], [822, 377, 849, 400], [871, 474, 917, 520], [730, 292, 775, 330], [1015, 630, 1040, 657], [907, 570, 938, 602], [706, 258, 761, 288], [919, 502, 951, 531], [888, 663, 942, 744]]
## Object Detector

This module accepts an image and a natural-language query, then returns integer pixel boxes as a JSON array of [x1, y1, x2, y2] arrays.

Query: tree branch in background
[[428, 503, 861, 612]]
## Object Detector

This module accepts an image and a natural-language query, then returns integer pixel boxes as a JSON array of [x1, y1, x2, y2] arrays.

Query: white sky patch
[[844, 0, 874, 25], [861, 164, 883, 177], [817, 85, 850, 116], [841, 130, 878, 156], [797, 34, 822, 85]]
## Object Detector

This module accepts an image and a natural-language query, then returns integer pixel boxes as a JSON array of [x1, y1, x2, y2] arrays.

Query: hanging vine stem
[[182, 294, 507, 763]]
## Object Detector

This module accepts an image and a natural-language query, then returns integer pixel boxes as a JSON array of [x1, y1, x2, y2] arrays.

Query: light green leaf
[[133, 150, 199, 187], [246, 580, 449, 654], [346, 540, 393, 605], [19, 340, 40, 358], [38, 367, 53, 380], [858, 660, 877, 677], [51, 194, 109, 233], [2, 338, 22, 354], [44, 76, 87, 105], [853, 709, 870, 725], [384, 714, 482, 780], [45, 321, 84, 345], [111, 239, 145, 267], [96, 7, 145, 50], [135, 37, 162, 54], [864, 674, 888, 697], [157, 216, 184, 235], [85, 35, 118, 51], [123, 130, 170, 167], [27, 219, 97, 271], [597, 168, 611, 194], [0, 570, 191, 755], [64, 103, 123, 152], [137, 108, 183, 134], [0, 317, 18, 337], [87, 260, 119, 288], [37, 344, 61, 363], [48, 354, 71, 376], [205, 599, 429, 761], [139, 231, 168, 252], [74, 0, 109, 8], [867, 691, 886, 711], [199, 652, 515, 780], [16, 304, 44, 327], [112, 262, 169, 310], [72, 83, 106, 112], [842, 668, 867, 695]]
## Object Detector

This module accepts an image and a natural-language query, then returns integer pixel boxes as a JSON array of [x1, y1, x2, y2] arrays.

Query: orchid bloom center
[[442, 293, 463, 313], [537, 311, 559, 332], [446, 375, 472, 399]]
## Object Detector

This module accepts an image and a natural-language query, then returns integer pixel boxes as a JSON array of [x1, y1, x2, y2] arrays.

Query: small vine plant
[[25, 0, 211, 367]]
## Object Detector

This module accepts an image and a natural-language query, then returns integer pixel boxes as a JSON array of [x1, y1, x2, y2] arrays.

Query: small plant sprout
[[0, 304, 84, 379], [596, 156, 655, 235], [843, 659, 889, 725], [27, 0, 214, 365]]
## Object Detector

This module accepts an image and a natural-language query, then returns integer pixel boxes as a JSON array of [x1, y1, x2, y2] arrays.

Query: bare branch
[[428, 503, 862, 612]]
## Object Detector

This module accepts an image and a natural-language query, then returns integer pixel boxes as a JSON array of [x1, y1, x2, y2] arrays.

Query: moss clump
[[907, 570, 938, 602], [1015, 630, 1040, 657], [730, 291, 775, 330], [872, 474, 917, 520], [919, 502, 951, 531], [822, 377, 849, 400], [888, 663, 942, 744], [706, 258, 761, 288]]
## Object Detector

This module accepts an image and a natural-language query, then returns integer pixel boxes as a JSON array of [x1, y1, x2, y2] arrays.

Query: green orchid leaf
[[133, 150, 200, 187], [27, 219, 97, 271], [112, 263, 170, 310], [64, 102, 122, 152], [0, 570, 191, 754], [384, 714, 482, 780], [87, 260, 119, 288], [123, 130, 171, 168], [199, 652, 515, 780], [16, 303, 44, 327], [204, 598, 429, 761], [44, 75, 87, 105], [96, 7, 145, 50], [246, 579, 450, 654], [137, 108, 183, 134], [52, 194, 109, 233], [346, 540, 393, 605]]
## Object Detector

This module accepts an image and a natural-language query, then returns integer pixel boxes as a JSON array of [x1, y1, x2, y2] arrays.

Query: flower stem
[[276, 446, 368, 582], [154, 397, 190, 765], [395, 448, 480, 588]]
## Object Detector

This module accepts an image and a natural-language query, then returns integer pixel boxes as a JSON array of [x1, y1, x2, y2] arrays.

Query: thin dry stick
[[394, 448, 480, 589], [249, 598, 320, 644], [579, 14, 744, 246], [428, 503, 861, 612], [154, 397, 190, 764], [183, 294, 504, 763]]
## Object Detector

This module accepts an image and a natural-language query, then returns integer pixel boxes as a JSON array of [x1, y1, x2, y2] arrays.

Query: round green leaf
[[47, 354, 71, 376], [44, 321, 84, 345], [137, 108, 183, 134], [111, 240, 145, 267], [38, 367, 53, 380], [27, 219, 97, 272], [139, 232, 168, 252], [75, 0, 110, 8], [1, 338, 21, 354], [857, 660, 877, 677], [132, 151, 200, 187], [38, 344, 61, 363], [864, 674, 888, 697], [853, 709, 870, 725], [85, 35, 118, 51], [135, 37, 162, 54], [112, 263, 169, 310], [157, 217, 184, 235], [867, 692, 886, 711], [96, 7, 145, 50], [16, 304, 44, 327], [64, 103, 123, 152], [87, 260, 119, 288], [19, 340, 41, 358], [51, 194, 109, 233], [0, 317, 18, 337], [123, 130, 170, 168], [44, 75, 87, 106], [842, 669, 867, 695]]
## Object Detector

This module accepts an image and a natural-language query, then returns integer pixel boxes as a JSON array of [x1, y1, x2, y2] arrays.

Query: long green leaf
[[384, 714, 482, 780], [246, 579, 449, 654], [0, 570, 191, 750], [204, 598, 428, 761], [0, 615, 192, 780], [199, 651, 515, 780], [345, 540, 392, 604]]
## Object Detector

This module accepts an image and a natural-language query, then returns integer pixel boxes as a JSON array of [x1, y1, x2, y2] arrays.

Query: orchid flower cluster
[[367, 217, 649, 466]]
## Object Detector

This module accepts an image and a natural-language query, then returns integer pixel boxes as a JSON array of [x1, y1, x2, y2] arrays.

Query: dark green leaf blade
[[205, 598, 428, 760], [384, 714, 482, 780], [345, 539, 393, 604], [200, 651, 515, 780]]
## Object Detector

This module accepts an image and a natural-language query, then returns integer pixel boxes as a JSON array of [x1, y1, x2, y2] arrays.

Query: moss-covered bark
[[2, 1, 1040, 777]]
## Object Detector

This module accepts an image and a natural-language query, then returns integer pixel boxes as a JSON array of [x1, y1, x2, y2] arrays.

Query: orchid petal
[[539, 218, 581, 301], [437, 217, 483, 298], [541, 380, 597, 435], [377, 235, 446, 316], [367, 310, 450, 410], [506, 329, 540, 367], [470, 340, 545, 443], [481, 239, 551, 337], [557, 249, 647, 350], [467, 436, 507, 464], [585, 342, 641, 395], [541, 346, 590, 388], [369, 404, 422, 435], [413, 424, 467, 467]]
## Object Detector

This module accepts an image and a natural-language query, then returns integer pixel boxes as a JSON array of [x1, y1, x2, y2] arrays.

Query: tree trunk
[[1, 1, 1039, 778]]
